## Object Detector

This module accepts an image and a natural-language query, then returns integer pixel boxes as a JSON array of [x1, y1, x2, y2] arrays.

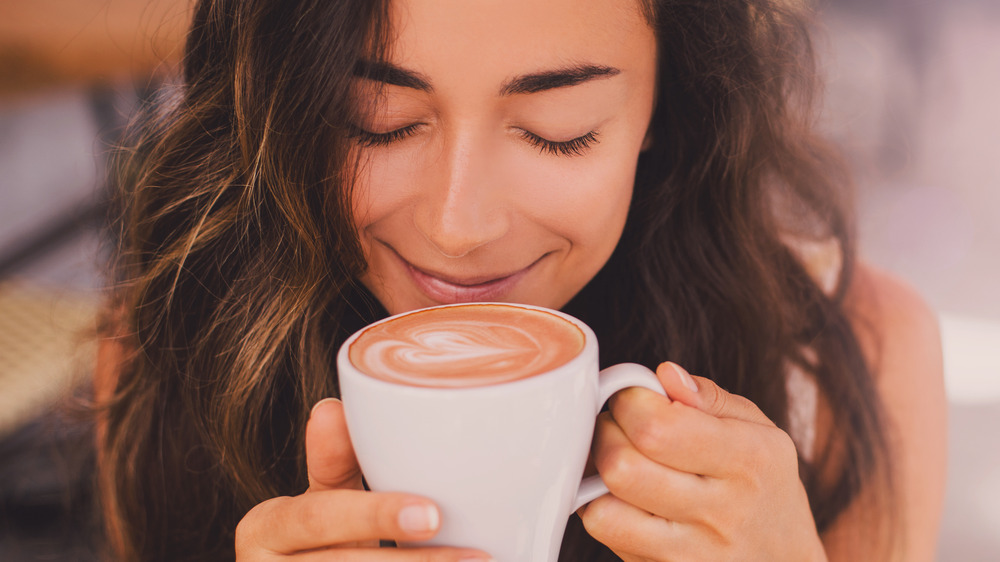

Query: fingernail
[[398, 503, 440, 534], [669, 362, 699, 393], [309, 397, 341, 418]]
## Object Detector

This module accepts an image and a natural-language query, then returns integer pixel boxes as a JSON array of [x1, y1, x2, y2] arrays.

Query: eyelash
[[349, 123, 422, 147], [518, 130, 599, 157], [349, 124, 600, 157]]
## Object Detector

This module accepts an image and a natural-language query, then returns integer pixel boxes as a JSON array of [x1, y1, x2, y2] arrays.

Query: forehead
[[385, 0, 654, 83]]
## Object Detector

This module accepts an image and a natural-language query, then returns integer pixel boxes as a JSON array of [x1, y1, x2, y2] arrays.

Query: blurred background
[[0, 0, 997, 559]]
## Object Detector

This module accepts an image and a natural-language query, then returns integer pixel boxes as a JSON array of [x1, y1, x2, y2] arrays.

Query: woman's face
[[351, 0, 657, 316]]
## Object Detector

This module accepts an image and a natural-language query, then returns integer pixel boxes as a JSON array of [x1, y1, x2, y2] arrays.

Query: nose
[[414, 133, 509, 258]]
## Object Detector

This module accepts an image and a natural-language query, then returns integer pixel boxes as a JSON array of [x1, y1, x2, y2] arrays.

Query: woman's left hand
[[580, 362, 828, 561]]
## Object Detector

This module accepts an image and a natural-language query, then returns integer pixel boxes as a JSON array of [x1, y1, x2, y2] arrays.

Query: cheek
[[350, 150, 422, 231], [351, 137, 638, 253], [508, 150, 635, 246]]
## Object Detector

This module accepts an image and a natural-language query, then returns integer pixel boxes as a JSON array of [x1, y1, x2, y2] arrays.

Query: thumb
[[305, 398, 364, 492], [656, 362, 775, 427]]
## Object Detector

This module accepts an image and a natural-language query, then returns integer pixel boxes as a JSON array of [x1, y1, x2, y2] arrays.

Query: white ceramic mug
[[337, 302, 666, 561]]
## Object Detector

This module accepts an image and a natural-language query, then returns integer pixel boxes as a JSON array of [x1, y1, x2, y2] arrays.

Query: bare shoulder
[[826, 261, 947, 560], [843, 261, 943, 381]]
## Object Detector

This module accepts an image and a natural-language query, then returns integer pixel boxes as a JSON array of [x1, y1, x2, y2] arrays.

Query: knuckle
[[740, 441, 770, 479], [696, 512, 729, 548], [580, 497, 629, 549], [734, 427, 798, 488], [291, 495, 329, 539], [630, 414, 671, 454], [374, 495, 402, 534], [596, 443, 640, 493], [704, 385, 729, 414], [235, 496, 286, 555], [233, 514, 254, 554], [579, 496, 612, 535], [769, 426, 800, 470]]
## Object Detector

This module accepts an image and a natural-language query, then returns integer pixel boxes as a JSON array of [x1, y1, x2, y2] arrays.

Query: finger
[[578, 492, 691, 561], [277, 546, 494, 561], [655, 362, 774, 426], [239, 490, 444, 554], [306, 398, 363, 491], [606, 386, 731, 476], [607, 388, 772, 478], [593, 411, 722, 522]]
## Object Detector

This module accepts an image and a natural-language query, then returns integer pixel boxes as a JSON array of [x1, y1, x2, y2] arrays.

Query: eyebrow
[[353, 60, 621, 96], [499, 64, 621, 96], [354, 60, 433, 91]]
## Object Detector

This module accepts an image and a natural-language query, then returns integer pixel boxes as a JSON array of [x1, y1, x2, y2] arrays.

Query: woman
[[96, 0, 947, 560]]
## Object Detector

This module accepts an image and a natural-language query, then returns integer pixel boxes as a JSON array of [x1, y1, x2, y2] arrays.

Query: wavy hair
[[99, 0, 891, 560]]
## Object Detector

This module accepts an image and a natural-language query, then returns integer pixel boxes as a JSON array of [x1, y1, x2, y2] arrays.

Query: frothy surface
[[350, 305, 585, 388]]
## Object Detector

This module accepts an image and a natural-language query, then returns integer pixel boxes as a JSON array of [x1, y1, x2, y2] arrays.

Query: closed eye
[[349, 123, 600, 157], [349, 123, 423, 147], [518, 130, 600, 157]]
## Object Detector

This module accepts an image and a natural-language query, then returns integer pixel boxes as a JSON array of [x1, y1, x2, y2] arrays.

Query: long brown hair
[[99, 0, 890, 560]]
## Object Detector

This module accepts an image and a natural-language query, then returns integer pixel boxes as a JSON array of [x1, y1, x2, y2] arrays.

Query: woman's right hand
[[235, 398, 493, 561]]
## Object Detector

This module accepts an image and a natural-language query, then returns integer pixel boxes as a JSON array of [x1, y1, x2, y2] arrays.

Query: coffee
[[348, 304, 585, 388]]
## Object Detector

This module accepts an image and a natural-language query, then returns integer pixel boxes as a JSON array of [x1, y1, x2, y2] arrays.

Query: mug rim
[[336, 302, 599, 394]]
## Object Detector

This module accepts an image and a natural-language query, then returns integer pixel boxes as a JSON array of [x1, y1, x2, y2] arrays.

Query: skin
[[581, 264, 950, 561], [350, 0, 657, 315], [170, 0, 949, 560]]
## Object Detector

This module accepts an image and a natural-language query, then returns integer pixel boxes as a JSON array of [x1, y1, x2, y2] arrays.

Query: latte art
[[349, 305, 585, 388]]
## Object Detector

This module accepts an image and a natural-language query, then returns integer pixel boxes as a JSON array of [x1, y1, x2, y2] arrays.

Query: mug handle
[[572, 363, 667, 511]]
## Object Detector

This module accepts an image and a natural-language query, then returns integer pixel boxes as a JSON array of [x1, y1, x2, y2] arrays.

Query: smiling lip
[[385, 245, 545, 304]]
